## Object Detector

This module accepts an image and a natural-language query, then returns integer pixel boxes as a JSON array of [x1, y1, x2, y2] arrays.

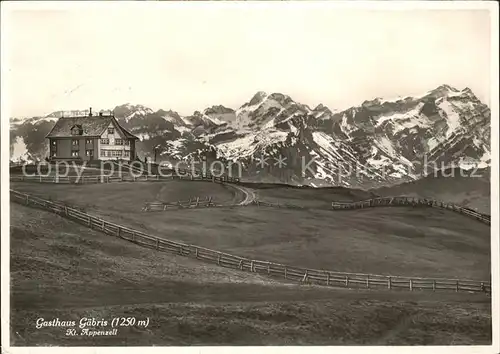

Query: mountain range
[[9, 84, 491, 189]]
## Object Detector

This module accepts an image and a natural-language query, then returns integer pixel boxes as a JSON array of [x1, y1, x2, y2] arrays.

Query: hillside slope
[[372, 167, 491, 214], [10, 203, 492, 345], [11, 181, 491, 280]]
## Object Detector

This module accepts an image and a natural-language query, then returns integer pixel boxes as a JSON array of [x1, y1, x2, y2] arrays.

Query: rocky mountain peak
[[247, 91, 267, 106], [203, 105, 235, 115], [9, 85, 490, 189]]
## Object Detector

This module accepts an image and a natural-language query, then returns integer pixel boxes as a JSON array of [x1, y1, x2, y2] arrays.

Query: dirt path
[[227, 183, 257, 205]]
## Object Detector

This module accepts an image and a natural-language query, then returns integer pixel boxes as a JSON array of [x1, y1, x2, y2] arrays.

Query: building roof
[[46, 115, 139, 139]]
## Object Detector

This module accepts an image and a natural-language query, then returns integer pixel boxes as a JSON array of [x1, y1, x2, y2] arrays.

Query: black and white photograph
[[1, 1, 498, 351]]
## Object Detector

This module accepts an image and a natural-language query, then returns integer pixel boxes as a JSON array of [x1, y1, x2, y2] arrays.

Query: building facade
[[45, 108, 139, 162]]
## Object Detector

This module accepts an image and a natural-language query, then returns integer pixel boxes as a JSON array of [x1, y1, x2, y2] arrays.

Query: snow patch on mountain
[[312, 132, 344, 161], [375, 102, 425, 127], [216, 130, 289, 161], [123, 105, 154, 122], [10, 136, 32, 163], [341, 113, 356, 138], [438, 100, 461, 138]]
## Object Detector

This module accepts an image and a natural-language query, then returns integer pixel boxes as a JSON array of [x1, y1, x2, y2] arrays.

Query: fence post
[[117, 227, 121, 238], [267, 262, 271, 275], [433, 280, 436, 291], [250, 261, 254, 272], [195, 247, 199, 258], [156, 238, 159, 250], [132, 232, 135, 242], [345, 275, 349, 287], [302, 270, 308, 283], [326, 272, 330, 286], [101, 220, 105, 231], [284, 267, 287, 279], [388, 277, 392, 290], [88, 216, 91, 227], [239, 260, 243, 270], [65, 206, 68, 215], [196, 197, 200, 207], [366, 275, 370, 288], [409, 279, 413, 291], [455, 280, 459, 292], [217, 253, 221, 265], [25, 195, 29, 205]]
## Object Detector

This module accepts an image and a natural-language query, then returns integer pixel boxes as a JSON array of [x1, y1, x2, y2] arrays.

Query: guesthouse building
[[45, 108, 139, 162]]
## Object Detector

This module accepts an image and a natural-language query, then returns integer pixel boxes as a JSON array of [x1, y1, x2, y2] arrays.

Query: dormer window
[[70, 124, 83, 136]]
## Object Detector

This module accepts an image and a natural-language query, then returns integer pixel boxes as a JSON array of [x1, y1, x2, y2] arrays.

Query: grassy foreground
[[10, 204, 491, 346]]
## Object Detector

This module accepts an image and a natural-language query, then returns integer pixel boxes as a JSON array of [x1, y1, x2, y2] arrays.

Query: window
[[100, 138, 109, 145], [71, 151, 79, 157], [71, 125, 83, 135], [101, 149, 106, 157], [107, 150, 123, 157], [72, 139, 79, 145], [108, 127, 114, 134], [124, 151, 130, 157], [124, 140, 130, 145], [86, 139, 92, 144], [52, 140, 56, 146], [86, 150, 93, 157], [115, 139, 123, 145]]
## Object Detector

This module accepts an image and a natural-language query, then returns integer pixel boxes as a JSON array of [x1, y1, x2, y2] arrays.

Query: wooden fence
[[10, 189, 491, 295], [143, 196, 216, 211], [10, 174, 491, 226], [10, 173, 240, 184], [252, 200, 306, 210], [331, 196, 491, 225]]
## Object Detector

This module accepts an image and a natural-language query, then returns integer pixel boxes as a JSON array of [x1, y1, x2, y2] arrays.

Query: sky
[[2, 3, 494, 118]]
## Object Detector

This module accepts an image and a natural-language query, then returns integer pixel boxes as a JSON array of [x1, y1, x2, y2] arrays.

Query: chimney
[[89, 107, 93, 116]]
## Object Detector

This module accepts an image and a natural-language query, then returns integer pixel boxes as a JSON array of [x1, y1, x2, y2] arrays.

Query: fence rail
[[143, 196, 216, 211], [11, 174, 490, 226], [10, 173, 240, 184], [10, 189, 491, 295], [252, 200, 306, 210], [331, 196, 491, 225]]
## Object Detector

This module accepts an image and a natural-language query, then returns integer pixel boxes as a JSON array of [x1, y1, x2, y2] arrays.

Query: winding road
[[228, 183, 257, 205]]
